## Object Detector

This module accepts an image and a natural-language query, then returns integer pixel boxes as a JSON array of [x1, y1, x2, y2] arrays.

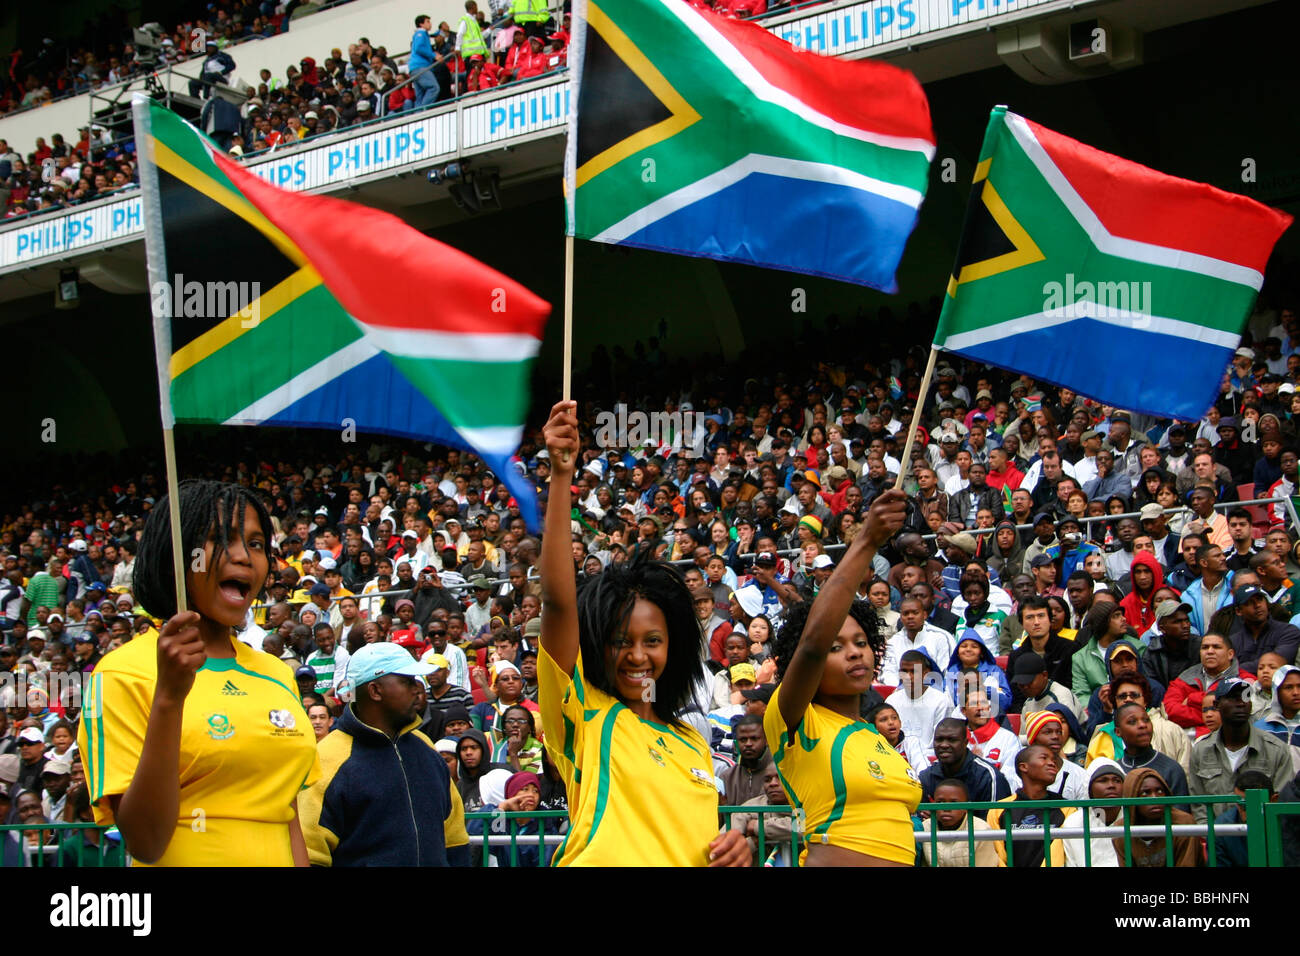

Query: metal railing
[[5, 791, 1287, 866], [918, 495, 1300, 543], [0, 822, 127, 867]]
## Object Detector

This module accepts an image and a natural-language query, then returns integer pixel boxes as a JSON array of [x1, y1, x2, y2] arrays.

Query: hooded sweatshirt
[[456, 729, 512, 811], [1118, 551, 1169, 633], [883, 649, 951, 763], [943, 630, 1013, 713], [1060, 758, 1126, 867], [1253, 663, 1300, 747], [988, 519, 1027, 579], [1115, 767, 1199, 867]]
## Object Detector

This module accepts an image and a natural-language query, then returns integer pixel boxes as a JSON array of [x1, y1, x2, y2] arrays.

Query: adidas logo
[[221, 680, 247, 696]]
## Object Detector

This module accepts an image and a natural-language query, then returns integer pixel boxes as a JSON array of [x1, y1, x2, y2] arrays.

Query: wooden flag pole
[[559, 233, 575, 467], [893, 344, 941, 491], [162, 426, 189, 614], [563, 234, 574, 402]]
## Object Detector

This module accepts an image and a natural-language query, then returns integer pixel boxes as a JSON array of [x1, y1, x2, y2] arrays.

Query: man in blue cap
[[298, 642, 467, 865]]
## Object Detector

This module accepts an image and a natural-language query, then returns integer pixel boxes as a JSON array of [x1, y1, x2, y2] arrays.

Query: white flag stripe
[[594, 152, 922, 244], [356, 325, 542, 363], [941, 307, 1242, 353], [664, 0, 936, 161], [225, 337, 379, 424], [1005, 112, 1265, 291], [454, 425, 526, 456]]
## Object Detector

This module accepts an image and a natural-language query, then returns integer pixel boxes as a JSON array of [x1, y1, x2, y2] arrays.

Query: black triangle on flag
[[946, 164, 1044, 296], [575, 26, 675, 169], [156, 166, 301, 350]]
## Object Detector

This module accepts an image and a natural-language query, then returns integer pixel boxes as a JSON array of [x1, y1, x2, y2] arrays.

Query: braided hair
[[770, 597, 885, 685], [574, 547, 702, 728], [134, 480, 273, 620]]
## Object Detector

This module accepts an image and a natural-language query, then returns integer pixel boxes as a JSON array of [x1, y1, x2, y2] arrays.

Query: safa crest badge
[[206, 713, 236, 740]]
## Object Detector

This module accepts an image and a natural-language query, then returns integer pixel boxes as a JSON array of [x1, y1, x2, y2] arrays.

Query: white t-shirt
[[1225, 745, 1248, 772]]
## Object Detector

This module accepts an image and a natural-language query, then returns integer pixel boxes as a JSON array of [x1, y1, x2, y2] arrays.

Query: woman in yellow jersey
[[764, 489, 922, 866], [536, 401, 749, 867], [78, 481, 319, 866]]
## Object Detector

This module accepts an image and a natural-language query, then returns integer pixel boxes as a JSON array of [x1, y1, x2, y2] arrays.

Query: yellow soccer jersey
[[764, 683, 922, 865], [538, 645, 719, 866], [79, 633, 321, 867]]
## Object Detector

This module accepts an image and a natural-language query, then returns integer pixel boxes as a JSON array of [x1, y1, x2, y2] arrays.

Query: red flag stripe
[[1025, 117, 1293, 273], [677, 2, 934, 151], [209, 149, 550, 338]]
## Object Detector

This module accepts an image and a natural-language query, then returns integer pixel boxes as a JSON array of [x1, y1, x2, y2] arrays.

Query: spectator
[[1254, 663, 1300, 747], [1072, 602, 1138, 703], [1018, 709, 1088, 800], [298, 642, 463, 866], [1009, 650, 1081, 721], [1143, 599, 1198, 691], [986, 744, 1067, 867], [1224, 585, 1300, 672], [1188, 678, 1293, 823], [728, 762, 795, 866], [1164, 632, 1256, 733], [919, 717, 1010, 807], [1121, 767, 1201, 867], [719, 715, 771, 806], [1110, 702, 1190, 798], [1059, 757, 1126, 867], [879, 596, 955, 686], [884, 649, 951, 765], [942, 630, 1012, 715], [921, 778, 999, 868], [1211, 768, 1276, 867]]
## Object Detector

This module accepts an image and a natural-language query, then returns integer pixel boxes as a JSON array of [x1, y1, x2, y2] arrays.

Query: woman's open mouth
[[218, 578, 251, 605]]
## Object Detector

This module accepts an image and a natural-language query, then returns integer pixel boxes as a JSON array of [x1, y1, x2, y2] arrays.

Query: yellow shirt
[[764, 683, 922, 865], [538, 645, 719, 866], [79, 634, 321, 866]]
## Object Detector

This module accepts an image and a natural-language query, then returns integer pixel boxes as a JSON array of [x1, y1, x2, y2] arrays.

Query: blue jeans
[[412, 69, 439, 109]]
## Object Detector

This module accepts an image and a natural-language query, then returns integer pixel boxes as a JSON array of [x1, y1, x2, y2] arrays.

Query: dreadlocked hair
[[574, 547, 701, 728], [134, 480, 273, 620], [770, 597, 885, 685]]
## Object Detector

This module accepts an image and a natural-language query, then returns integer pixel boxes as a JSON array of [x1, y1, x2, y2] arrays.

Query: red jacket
[[1118, 551, 1171, 632], [1164, 663, 1256, 732], [515, 49, 550, 79], [707, 618, 735, 666], [985, 464, 1024, 492]]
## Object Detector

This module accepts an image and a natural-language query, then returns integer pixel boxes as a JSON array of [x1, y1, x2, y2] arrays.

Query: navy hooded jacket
[[944, 630, 1013, 714], [298, 703, 452, 866]]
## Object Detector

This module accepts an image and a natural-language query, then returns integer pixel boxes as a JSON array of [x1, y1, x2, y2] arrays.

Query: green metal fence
[[0, 822, 127, 867], [2, 792, 1292, 866]]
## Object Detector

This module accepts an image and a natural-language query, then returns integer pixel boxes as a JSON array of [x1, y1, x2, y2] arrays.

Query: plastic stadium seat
[[1237, 483, 1272, 534], [1007, 713, 1021, 735], [996, 655, 1009, 672]]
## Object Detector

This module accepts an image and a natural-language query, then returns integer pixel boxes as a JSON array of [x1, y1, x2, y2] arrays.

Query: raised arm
[[777, 490, 907, 731], [538, 400, 580, 674], [112, 609, 206, 864]]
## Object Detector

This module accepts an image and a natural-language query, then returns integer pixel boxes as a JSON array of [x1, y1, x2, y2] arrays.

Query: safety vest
[[510, 0, 549, 24], [458, 14, 490, 56]]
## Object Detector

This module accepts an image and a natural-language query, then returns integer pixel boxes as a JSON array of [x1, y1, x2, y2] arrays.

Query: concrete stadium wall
[[0, 0, 464, 155]]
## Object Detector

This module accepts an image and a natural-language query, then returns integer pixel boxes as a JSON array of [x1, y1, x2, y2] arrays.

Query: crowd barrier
[[3, 791, 1290, 866]]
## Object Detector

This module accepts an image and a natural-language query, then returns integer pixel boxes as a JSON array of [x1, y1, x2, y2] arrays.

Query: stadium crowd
[[0, 0, 823, 221], [5, 298, 1300, 866]]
